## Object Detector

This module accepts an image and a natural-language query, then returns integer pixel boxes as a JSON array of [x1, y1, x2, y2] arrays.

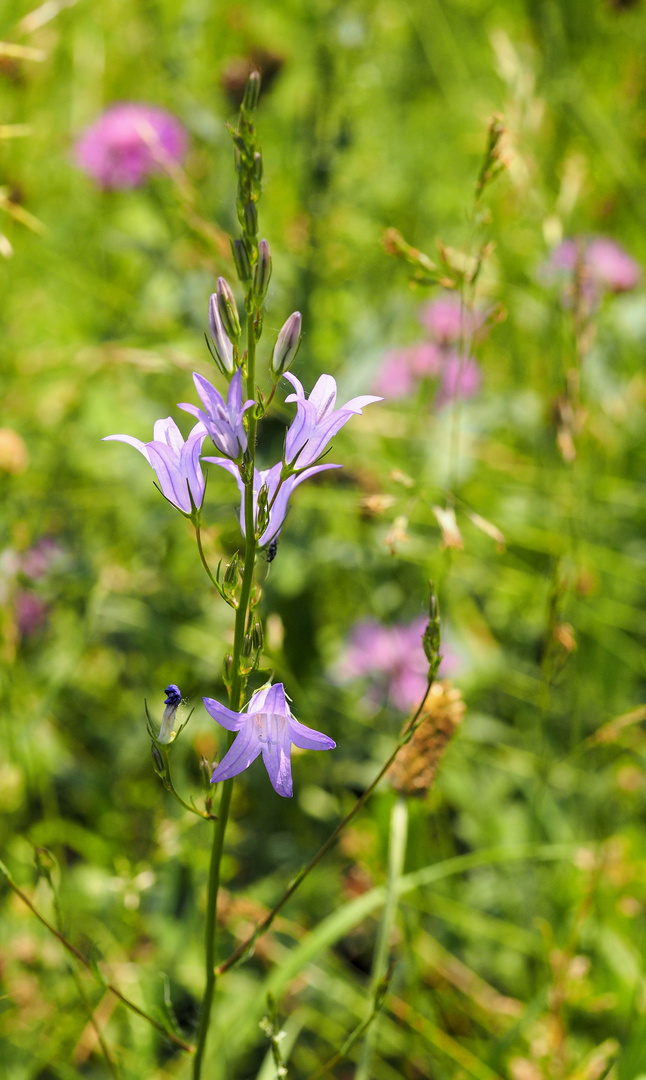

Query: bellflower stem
[[192, 295, 259, 1080]]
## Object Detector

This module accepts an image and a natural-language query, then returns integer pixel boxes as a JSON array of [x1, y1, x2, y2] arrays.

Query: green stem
[[355, 796, 408, 1080], [195, 525, 219, 590], [191, 777, 234, 1080], [192, 298, 260, 1080]]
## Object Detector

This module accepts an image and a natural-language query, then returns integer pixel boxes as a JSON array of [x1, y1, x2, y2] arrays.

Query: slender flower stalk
[[192, 75, 265, 1080]]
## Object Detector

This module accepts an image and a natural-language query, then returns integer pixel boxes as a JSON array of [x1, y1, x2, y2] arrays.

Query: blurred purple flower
[[178, 370, 253, 460], [543, 236, 641, 302], [338, 616, 457, 712], [418, 295, 484, 344], [21, 538, 64, 580], [436, 353, 482, 408], [206, 458, 340, 546], [75, 103, 188, 189], [103, 417, 207, 514], [205, 682, 335, 798], [15, 591, 48, 637], [283, 372, 381, 468]]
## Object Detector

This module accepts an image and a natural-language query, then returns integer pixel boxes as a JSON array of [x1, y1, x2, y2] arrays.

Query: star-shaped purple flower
[[178, 369, 254, 460], [204, 457, 339, 546], [283, 372, 382, 469], [103, 417, 207, 514], [205, 683, 335, 798]]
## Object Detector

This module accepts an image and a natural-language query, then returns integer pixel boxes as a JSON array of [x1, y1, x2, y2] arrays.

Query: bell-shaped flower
[[178, 369, 254, 460], [205, 682, 335, 798], [283, 372, 382, 469], [204, 456, 339, 546], [103, 417, 207, 514]]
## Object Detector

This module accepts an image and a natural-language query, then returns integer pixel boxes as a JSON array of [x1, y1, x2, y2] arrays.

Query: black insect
[[265, 538, 279, 563]]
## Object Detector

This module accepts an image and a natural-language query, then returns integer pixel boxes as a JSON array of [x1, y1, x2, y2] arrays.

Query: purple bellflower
[[178, 369, 253, 460], [205, 682, 335, 798], [205, 458, 340, 546], [75, 103, 188, 190], [283, 372, 382, 469], [103, 417, 207, 514]]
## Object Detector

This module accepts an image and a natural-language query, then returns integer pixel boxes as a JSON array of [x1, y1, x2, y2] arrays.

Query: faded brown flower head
[[389, 681, 465, 797]]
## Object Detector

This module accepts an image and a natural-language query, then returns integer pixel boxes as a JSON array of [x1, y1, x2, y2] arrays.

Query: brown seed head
[[389, 681, 465, 797]]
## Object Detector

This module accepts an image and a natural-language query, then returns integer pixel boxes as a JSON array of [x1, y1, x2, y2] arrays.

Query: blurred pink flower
[[15, 591, 48, 637], [373, 344, 442, 398], [338, 616, 457, 712], [436, 353, 481, 408], [418, 295, 484, 344], [543, 236, 641, 299], [75, 103, 189, 189], [21, 537, 64, 580]]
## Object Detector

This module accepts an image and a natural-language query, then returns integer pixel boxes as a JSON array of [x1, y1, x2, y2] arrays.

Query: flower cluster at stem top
[[103, 295, 381, 544]]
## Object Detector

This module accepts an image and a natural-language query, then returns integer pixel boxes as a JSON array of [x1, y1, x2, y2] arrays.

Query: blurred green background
[[2, 0, 646, 1077]]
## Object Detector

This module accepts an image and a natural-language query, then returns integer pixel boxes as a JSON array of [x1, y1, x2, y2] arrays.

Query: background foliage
[[2, 0, 646, 1077]]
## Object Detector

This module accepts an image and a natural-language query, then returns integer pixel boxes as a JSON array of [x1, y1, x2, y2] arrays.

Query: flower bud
[[208, 293, 235, 374], [222, 653, 233, 686], [252, 239, 272, 305], [251, 618, 264, 651], [422, 581, 442, 678], [224, 553, 239, 584], [244, 201, 258, 238], [231, 238, 252, 285], [217, 277, 241, 344], [255, 482, 270, 539], [253, 151, 263, 183], [151, 743, 166, 775], [159, 684, 181, 744], [271, 312, 302, 379], [242, 70, 261, 112]]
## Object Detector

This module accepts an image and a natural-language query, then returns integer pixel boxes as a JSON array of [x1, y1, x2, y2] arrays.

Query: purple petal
[[282, 371, 306, 402], [261, 731, 293, 797], [284, 400, 317, 465], [289, 410, 355, 468], [178, 402, 203, 420], [288, 716, 336, 751], [146, 442, 191, 512], [181, 432, 206, 508], [102, 433, 150, 461], [153, 417, 184, 454], [227, 369, 243, 414], [263, 682, 289, 717], [261, 463, 341, 545], [340, 394, 383, 413], [193, 373, 226, 417], [308, 374, 338, 420], [211, 723, 262, 783], [203, 696, 246, 731], [246, 686, 272, 714]]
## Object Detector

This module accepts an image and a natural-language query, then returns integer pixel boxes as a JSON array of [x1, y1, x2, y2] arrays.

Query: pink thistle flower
[[75, 103, 189, 189], [15, 591, 48, 638], [338, 617, 457, 713], [373, 344, 442, 398], [542, 236, 641, 309], [418, 295, 484, 344], [436, 352, 481, 408]]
